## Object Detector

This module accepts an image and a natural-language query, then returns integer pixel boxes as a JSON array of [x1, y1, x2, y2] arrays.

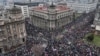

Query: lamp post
[[73, 11, 76, 23]]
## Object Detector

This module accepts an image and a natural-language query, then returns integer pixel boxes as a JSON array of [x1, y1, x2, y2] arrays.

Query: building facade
[[65, 0, 98, 13], [30, 4, 74, 31], [21, 5, 30, 18], [0, 6, 27, 53]]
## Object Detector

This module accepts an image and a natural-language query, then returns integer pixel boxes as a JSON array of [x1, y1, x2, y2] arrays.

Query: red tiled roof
[[32, 5, 71, 12]]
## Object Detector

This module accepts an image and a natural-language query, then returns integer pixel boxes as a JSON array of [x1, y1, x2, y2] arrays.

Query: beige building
[[0, 6, 27, 53], [30, 4, 74, 31]]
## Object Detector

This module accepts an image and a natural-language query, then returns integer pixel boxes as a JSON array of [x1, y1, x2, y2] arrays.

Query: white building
[[21, 5, 29, 18], [65, 0, 98, 13]]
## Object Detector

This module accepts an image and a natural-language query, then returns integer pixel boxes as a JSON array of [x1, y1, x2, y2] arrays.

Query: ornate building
[[30, 3, 74, 31], [0, 6, 27, 53]]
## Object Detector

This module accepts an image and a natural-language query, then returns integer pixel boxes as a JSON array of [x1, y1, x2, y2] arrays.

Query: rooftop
[[32, 5, 71, 13]]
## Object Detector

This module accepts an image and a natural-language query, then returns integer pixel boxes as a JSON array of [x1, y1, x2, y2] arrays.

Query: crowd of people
[[0, 11, 100, 56], [41, 12, 100, 56], [2, 41, 34, 56], [26, 11, 100, 56]]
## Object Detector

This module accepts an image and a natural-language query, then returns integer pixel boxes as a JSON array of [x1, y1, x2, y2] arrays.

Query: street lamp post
[[73, 12, 76, 23], [72, 11, 76, 29]]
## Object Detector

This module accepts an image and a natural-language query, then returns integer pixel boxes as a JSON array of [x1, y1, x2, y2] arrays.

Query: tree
[[87, 34, 94, 42]]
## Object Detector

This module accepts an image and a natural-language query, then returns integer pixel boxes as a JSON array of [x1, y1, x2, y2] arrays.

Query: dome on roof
[[9, 6, 21, 14]]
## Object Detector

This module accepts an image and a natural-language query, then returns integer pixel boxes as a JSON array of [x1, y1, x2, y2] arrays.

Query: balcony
[[0, 20, 4, 25], [10, 13, 23, 19]]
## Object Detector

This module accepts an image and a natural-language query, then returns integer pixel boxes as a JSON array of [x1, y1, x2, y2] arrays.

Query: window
[[0, 31, 4, 37], [14, 35, 17, 38], [21, 32, 24, 36], [24, 12, 27, 14], [58, 16, 60, 19], [12, 24, 16, 34], [0, 48, 2, 53], [12, 24, 16, 28], [24, 10, 27, 12], [6, 25, 11, 34], [24, 9, 27, 10], [8, 36, 13, 46], [22, 38, 25, 42], [6, 25, 10, 29]]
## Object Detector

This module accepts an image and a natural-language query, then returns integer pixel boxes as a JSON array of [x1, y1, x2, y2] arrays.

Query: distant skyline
[[0, 0, 98, 5], [0, 0, 26, 2], [0, 0, 47, 5], [0, 0, 28, 5]]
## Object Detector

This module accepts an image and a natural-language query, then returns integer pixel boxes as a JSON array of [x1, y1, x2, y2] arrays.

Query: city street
[[24, 11, 100, 56]]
